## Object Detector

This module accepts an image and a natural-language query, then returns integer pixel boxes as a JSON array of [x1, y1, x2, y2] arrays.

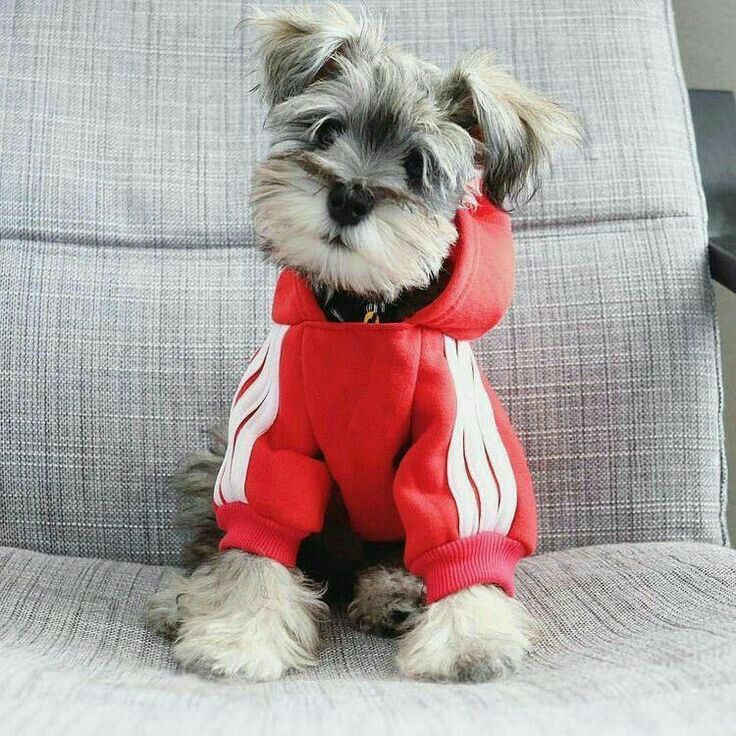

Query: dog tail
[[171, 423, 227, 571]]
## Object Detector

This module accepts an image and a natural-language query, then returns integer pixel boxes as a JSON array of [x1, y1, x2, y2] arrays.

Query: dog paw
[[144, 569, 187, 639], [348, 566, 425, 637], [396, 584, 537, 682], [167, 551, 328, 680]]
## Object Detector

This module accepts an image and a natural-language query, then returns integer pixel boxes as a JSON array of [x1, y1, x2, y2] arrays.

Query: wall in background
[[672, 0, 736, 539]]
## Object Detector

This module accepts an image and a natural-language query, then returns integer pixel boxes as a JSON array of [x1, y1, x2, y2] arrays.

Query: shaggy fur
[[249, 3, 582, 303], [347, 566, 426, 637], [147, 2, 581, 683], [396, 584, 538, 681], [148, 550, 327, 680], [170, 426, 226, 571]]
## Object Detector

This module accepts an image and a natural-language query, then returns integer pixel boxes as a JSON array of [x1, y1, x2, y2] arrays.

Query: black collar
[[316, 269, 451, 324]]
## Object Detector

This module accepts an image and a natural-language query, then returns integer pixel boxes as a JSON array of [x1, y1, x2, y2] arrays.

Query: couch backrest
[[0, 0, 726, 564]]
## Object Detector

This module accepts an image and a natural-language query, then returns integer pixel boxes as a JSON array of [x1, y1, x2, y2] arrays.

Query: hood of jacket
[[271, 195, 514, 341]]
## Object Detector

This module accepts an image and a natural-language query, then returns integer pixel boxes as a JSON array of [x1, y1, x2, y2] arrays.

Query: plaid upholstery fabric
[[0, 2, 731, 733], [1, 542, 735, 735], [0, 0, 726, 564], [0, 0, 706, 244]]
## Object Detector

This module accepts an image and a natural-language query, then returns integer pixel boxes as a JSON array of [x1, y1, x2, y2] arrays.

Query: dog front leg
[[391, 333, 539, 681]]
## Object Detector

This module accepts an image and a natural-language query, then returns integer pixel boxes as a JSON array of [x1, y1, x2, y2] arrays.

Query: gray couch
[[1, 1, 734, 734]]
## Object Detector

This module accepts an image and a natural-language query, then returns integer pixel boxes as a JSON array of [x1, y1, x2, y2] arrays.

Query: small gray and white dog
[[145, 3, 581, 682]]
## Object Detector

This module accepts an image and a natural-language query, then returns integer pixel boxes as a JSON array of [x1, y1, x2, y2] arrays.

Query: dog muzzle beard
[[251, 157, 458, 302]]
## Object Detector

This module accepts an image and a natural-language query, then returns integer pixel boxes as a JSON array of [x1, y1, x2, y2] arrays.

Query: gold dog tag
[[363, 303, 381, 324]]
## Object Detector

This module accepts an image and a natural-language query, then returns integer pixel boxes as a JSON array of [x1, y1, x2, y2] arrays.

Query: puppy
[[146, 3, 582, 682]]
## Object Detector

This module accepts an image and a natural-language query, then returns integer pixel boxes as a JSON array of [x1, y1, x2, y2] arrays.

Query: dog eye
[[313, 118, 344, 149], [404, 148, 425, 185]]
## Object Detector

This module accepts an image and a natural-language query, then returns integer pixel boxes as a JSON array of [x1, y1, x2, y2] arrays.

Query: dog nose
[[327, 183, 375, 227]]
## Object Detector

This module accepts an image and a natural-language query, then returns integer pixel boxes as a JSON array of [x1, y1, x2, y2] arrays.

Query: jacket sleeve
[[213, 324, 333, 567], [393, 331, 537, 603]]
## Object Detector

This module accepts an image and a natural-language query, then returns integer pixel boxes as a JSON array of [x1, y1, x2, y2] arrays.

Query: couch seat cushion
[[1, 541, 735, 735]]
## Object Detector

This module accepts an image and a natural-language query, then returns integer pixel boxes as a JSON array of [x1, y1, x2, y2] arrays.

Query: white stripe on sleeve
[[214, 324, 289, 506], [443, 335, 518, 537], [444, 336, 481, 537]]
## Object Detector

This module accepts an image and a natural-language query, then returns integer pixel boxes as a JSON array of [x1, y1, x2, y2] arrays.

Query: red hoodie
[[213, 196, 536, 603]]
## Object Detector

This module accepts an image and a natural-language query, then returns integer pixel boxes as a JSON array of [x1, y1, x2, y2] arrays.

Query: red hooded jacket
[[214, 197, 536, 603]]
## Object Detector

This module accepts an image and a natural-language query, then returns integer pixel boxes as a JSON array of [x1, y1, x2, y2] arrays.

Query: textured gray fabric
[[0, 222, 724, 563], [0, 0, 704, 245], [1, 542, 735, 735], [0, 2, 729, 733], [0, 1, 726, 563]]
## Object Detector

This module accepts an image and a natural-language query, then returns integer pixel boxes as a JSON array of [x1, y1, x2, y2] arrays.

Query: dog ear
[[246, 4, 383, 107], [438, 51, 584, 207]]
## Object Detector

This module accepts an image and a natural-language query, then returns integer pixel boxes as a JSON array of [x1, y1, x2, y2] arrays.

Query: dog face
[[249, 4, 582, 302]]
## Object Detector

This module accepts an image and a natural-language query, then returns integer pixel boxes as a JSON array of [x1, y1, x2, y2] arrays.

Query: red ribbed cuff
[[409, 532, 526, 603], [215, 502, 308, 567]]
